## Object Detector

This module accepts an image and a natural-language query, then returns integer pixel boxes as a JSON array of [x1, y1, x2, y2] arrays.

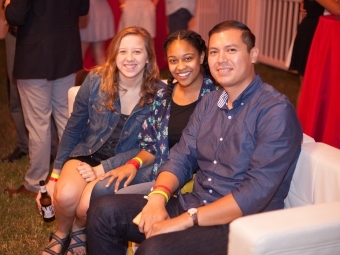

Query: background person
[[4, 0, 89, 197], [80, 0, 115, 66], [289, 0, 340, 106], [166, 0, 197, 34]]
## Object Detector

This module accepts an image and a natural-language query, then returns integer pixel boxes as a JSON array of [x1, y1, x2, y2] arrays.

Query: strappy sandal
[[43, 232, 70, 255], [65, 228, 87, 254]]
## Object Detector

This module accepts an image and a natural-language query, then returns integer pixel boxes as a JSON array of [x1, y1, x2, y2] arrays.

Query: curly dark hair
[[161, 30, 210, 120]]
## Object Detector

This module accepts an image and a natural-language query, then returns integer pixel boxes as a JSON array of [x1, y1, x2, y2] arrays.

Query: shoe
[[1, 147, 27, 163], [66, 228, 87, 254], [44, 232, 71, 255], [4, 185, 38, 198]]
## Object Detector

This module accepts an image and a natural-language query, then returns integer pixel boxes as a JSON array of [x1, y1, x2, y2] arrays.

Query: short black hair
[[208, 20, 255, 52]]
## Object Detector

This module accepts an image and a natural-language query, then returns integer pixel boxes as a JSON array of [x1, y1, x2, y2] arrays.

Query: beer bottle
[[39, 180, 55, 222]]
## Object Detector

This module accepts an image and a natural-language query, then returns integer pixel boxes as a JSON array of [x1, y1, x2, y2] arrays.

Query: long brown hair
[[93, 26, 160, 111]]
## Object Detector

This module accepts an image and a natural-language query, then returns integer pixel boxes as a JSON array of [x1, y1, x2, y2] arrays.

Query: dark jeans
[[168, 8, 193, 34], [87, 194, 229, 255]]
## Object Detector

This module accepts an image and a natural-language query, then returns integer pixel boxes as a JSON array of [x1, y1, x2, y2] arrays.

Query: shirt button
[[208, 178, 212, 181], [228, 116, 232, 119], [220, 138, 223, 141], [241, 102, 244, 106], [213, 160, 217, 164], [203, 200, 207, 204], [209, 189, 213, 193]]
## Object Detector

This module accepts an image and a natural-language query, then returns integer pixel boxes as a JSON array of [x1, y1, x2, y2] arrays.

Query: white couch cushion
[[285, 143, 340, 208], [228, 201, 340, 255]]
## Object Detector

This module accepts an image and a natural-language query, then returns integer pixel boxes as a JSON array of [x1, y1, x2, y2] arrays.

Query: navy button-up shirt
[[159, 74, 302, 215]]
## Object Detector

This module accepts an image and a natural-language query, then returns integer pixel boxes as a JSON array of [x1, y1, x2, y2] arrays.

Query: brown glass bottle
[[39, 180, 55, 222]]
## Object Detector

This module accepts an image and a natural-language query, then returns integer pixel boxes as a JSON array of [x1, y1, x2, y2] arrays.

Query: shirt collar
[[217, 74, 262, 109]]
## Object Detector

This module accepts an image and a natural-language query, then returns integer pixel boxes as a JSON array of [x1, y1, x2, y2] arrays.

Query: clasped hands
[[136, 194, 193, 239]]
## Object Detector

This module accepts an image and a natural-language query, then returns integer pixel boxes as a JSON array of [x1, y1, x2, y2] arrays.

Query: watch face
[[188, 208, 197, 215]]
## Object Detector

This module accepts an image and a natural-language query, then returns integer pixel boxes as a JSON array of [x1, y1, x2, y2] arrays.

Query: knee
[[90, 180, 113, 202], [54, 183, 78, 209]]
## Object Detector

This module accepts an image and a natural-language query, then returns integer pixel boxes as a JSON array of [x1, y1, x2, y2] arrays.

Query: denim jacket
[[54, 71, 165, 172]]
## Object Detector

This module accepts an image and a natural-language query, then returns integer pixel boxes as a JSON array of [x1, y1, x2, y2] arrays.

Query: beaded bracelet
[[51, 172, 60, 179], [148, 190, 169, 203], [126, 159, 140, 170], [133, 157, 143, 168], [153, 185, 171, 195]]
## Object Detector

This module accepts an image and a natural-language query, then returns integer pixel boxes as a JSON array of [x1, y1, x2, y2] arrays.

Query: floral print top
[[139, 74, 219, 178]]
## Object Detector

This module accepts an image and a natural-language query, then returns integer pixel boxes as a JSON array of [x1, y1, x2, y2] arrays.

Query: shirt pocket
[[89, 100, 110, 129]]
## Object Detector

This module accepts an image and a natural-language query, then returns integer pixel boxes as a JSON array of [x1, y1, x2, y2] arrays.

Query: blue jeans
[[87, 194, 229, 255], [90, 165, 154, 202]]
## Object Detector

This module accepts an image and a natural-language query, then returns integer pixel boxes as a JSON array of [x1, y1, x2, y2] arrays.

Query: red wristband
[[126, 159, 140, 170], [153, 185, 171, 195], [49, 177, 58, 182]]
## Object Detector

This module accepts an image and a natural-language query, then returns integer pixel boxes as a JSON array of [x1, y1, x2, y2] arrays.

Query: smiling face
[[208, 29, 258, 92], [116, 34, 149, 81], [166, 39, 204, 88]]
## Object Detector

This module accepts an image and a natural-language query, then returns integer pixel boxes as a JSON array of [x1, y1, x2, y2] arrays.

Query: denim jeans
[[90, 165, 154, 202], [87, 194, 229, 255]]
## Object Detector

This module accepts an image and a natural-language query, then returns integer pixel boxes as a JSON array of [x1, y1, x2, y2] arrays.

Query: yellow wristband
[[133, 157, 143, 168], [51, 172, 60, 179], [148, 190, 169, 203]]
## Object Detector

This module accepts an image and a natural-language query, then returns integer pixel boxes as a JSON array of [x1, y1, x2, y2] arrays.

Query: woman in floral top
[[94, 30, 218, 195]]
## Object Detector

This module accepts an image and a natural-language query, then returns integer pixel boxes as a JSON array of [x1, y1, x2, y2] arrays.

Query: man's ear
[[250, 47, 259, 63]]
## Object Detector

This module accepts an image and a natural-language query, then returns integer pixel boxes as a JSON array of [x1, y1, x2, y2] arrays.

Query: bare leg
[[65, 178, 100, 255], [81, 41, 90, 60], [42, 159, 88, 255], [91, 41, 106, 66]]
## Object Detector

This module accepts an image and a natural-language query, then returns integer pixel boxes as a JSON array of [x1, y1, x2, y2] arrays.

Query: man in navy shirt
[[86, 20, 302, 255]]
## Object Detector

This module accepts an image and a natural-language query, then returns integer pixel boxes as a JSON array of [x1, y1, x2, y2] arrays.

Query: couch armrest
[[228, 201, 340, 255]]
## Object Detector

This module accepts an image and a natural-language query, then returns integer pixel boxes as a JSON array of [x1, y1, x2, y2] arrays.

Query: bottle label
[[41, 205, 55, 219], [40, 186, 47, 193]]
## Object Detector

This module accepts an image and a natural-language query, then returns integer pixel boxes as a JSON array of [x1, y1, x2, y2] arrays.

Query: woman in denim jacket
[[36, 27, 164, 255], [94, 30, 219, 197]]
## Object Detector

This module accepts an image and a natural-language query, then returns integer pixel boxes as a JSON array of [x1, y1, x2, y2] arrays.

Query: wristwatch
[[188, 208, 198, 226]]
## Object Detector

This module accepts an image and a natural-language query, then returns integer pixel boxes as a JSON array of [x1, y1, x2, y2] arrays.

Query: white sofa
[[68, 86, 340, 254], [228, 142, 340, 255]]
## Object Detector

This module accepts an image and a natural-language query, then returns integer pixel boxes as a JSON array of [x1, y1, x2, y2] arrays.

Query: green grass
[[0, 38, 299, 254]]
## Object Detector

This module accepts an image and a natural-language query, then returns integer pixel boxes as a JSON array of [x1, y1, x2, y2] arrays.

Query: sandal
[[43, 232, 71, 255], [65, 228, 87, 254]]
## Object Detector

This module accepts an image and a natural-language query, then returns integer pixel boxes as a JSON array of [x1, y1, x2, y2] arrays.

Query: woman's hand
[[77, 161, 97, 182], [300, 2, 307, 19], [35, 179, 57, 211], [100, 164, 137, 192]]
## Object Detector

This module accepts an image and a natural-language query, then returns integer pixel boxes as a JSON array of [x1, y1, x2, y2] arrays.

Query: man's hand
[[146, 213, 193, 239], [137, 194, 169, 236], [77, 162, 97, 182], [100, 164, 137, 192]]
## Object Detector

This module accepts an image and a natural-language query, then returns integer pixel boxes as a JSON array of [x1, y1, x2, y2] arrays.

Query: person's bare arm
[[317, 0, 340, 15]]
